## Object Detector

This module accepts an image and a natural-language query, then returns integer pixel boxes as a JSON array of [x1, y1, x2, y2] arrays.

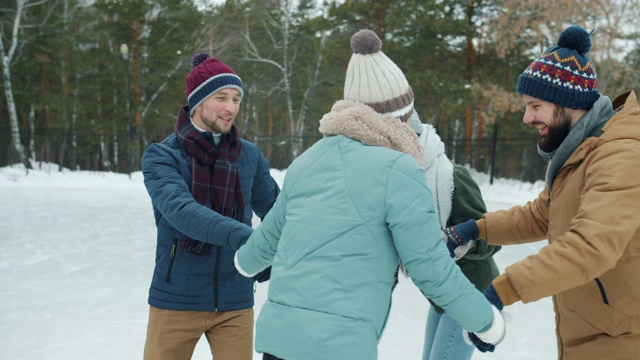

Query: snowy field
[[0, 163, 556, 359]]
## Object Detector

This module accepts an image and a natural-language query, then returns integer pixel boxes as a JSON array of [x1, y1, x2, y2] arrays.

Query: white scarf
[[417, 124, 454, 227]]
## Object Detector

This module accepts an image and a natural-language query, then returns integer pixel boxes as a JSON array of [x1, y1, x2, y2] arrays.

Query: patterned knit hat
[[185, 53, 243, 116], [344, 29, 414, 122], [516, 25, 599, 110]]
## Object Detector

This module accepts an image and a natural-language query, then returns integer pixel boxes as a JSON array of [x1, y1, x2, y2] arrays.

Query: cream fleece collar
[[319, 100, 423, 165]]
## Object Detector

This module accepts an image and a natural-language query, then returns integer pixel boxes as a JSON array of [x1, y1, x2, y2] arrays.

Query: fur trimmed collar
[[319, 100, 423, 165]]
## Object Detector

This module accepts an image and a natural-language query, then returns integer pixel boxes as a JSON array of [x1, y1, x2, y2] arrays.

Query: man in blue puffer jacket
[[141, 52, 280, 360], [235, 30, 505, 360]]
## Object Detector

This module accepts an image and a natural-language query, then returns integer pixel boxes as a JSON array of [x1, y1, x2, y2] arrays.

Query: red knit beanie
[[185, 53, 243, 116]]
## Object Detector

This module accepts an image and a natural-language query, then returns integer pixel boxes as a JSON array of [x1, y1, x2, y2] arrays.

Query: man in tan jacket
[[443, 25, 640, 359]]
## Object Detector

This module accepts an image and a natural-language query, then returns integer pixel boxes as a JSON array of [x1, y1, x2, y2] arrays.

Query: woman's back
[[247, 135, 492, 359]]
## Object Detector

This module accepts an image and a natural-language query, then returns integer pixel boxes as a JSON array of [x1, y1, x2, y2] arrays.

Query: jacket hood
[[601, 90, 640, 143]]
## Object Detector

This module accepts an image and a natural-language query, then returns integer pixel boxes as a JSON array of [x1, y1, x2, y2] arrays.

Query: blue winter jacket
[[142, 132, 279, 311], [236, 133, 494, 359]]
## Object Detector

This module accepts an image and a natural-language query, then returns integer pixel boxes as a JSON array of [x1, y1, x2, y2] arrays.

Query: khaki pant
[[143, 306, 254, 360]]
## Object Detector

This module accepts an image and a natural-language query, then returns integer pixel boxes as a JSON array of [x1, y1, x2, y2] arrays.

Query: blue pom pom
[[557, 26, 592, 54], [191, 52, 211, 69]]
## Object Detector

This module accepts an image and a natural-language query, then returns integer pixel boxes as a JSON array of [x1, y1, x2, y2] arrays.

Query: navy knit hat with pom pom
[[344, 29, 414, 122], [516, 25, 599, 110], [185, 53, 243, 116]]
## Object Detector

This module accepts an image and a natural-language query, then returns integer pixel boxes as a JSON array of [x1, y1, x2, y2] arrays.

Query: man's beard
[[202, 115, 233, 134], [538, 106, 572, 153]]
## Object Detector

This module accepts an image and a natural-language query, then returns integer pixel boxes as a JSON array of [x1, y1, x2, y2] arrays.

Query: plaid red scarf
[[175, 107, 245, 255]]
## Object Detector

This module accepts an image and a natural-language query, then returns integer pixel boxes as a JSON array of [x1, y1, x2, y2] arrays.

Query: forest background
[[2, 0, 639, 182]]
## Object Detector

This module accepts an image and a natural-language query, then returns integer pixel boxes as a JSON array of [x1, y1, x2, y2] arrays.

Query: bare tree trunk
[[295, 32, 326, 152], [57, 124, 69, 172], [112, 80, 120, 171], [0, 0, 31, 169], [243, 0, 324, 161], [71, 86, 79, 170], [465, 107, 473, 163], [39, 138, 51, 168], [438, 94, 448, 140], [464, 1, 477, 166], [131, 20, 141, 173], [475, 97, 484, 169], [29, 104, 35, 161], [95, 63, 111, 171], [139, 59, 185, 149], [59, 0, 73, 171], [113, 126, 119, 170], [59, 0, 78, 170], [99, 132, 110, 171], [277, 0, 298, 158]]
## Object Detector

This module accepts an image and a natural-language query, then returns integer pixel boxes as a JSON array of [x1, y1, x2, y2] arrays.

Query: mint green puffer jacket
[[236, 102, 494, 360]]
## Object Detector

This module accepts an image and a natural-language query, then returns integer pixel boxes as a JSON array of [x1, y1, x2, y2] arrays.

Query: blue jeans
[[422, 306, 474, 360]]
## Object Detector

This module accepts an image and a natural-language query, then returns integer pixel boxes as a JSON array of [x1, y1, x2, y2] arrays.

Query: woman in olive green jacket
[[408, 113, 501, 360]]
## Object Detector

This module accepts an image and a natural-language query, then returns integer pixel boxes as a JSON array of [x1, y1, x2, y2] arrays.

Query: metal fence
[[1, 127, 547, 184], [247, 134, 547, 184]]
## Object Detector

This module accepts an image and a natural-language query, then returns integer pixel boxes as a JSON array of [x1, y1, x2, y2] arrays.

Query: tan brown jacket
[[479, 91, 640, 359]]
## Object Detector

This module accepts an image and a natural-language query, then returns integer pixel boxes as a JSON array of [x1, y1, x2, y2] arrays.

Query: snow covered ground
[[0, 163, 555, 359]]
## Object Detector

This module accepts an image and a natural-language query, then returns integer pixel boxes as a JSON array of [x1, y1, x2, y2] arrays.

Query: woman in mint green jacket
[[235, 29, 504, 360], [235, 102, 503, 360]]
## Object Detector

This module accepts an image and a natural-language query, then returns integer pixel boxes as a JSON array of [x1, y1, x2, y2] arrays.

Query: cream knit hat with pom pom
[[344, 29, 414, 123]]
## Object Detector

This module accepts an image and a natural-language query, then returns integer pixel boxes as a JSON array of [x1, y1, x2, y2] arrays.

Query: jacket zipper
[[166, 239, 177, 283], [213, 246, 221, 311], [594, 277, 609, 305]]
